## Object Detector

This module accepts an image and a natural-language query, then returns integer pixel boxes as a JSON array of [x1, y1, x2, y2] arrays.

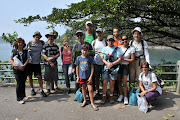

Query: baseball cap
[[75, 30, 84, 35], [96, 28, 103, 32], [85, 21, 92, 25], [107, 35, 114, 40]]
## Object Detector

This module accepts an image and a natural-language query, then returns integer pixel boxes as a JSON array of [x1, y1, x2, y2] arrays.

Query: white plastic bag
[[68, 64, 72, 76], [137, 94, 148, 113], [13, 55, 23, 66]]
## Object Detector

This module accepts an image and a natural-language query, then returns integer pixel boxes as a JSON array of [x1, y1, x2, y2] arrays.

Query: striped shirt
[[42, 43, 59, 65]]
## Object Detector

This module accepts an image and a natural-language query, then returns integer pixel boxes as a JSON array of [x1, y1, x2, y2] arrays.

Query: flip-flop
[[91, 105, 99, 111], [80, 102, 87, 107]]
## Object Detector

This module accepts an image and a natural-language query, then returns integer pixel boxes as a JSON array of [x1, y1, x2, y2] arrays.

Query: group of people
[[9, 21, 162, 112]]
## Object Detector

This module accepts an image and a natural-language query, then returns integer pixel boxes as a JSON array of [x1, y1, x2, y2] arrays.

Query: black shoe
[[40, 90, 47, 97], [67, 89, 71, 94], [31, 89, 37, 96]]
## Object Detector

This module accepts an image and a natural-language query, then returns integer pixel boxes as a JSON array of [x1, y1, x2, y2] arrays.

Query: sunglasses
[[141, 67, 148, 68], [122, 38, 128, 41], [107, 39, 114, 42], [77, 34, 83, 37]]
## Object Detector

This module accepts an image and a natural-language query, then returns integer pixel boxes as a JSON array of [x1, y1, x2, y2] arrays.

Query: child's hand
[[76, 77, 80, 83]]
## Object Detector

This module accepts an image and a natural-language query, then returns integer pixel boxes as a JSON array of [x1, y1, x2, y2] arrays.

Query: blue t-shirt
[[101, 46, 122, 70], [10, 51, 30, 64], [74, 55, 95, 79]]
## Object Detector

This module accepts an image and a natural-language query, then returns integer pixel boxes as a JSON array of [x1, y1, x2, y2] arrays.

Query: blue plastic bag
[[129, 87, 140, 106], [74, 88, 83, 103]]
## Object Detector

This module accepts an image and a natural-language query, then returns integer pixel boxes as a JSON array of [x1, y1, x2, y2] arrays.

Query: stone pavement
[[0, 83, 180, 120]]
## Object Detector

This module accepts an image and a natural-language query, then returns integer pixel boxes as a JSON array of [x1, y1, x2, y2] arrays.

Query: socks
[[31, 88, 34, 90]]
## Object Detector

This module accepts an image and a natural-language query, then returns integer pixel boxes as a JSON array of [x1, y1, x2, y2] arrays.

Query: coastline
[[148, 45, 173, 49]]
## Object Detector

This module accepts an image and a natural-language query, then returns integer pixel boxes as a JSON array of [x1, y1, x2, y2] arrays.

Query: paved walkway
[[0, 83, 180, 120]]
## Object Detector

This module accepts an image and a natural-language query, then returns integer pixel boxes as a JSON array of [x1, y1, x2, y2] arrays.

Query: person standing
[[91, 28, 107, 99], [60, 37, 72, 94], [72, 30, 94, 92], [9, 38, 30, 104], [84, 21, 97, 44], [113, 27, 123, 47], [26, 31, 47, 97], [75, 44, 99, 111], [100, 35, 122, 104], [117, 35, 135, 105], [43, 32, 60, 94], [129, 27, 150, 87]]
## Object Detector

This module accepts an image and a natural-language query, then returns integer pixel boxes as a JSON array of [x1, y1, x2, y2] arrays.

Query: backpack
[[141, 72, 165, 88], [130, 40, 145, 58]]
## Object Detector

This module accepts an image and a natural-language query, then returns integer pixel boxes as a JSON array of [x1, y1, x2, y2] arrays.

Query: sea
[[1, 43, 180, 64]]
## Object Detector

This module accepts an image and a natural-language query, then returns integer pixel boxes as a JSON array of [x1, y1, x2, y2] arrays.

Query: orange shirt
[[114, 37, 123, 47]]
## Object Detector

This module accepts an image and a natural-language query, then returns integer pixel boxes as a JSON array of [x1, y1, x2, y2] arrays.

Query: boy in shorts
[[75, 44, 99, 111]]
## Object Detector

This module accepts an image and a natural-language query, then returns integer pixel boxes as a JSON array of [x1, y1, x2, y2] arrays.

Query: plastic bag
[[137, 94, 148, 113], [129, 87, 140, 106], [74, 88, 83, 103], [68, 64, 72, 76], [13, 55, 23, 66]]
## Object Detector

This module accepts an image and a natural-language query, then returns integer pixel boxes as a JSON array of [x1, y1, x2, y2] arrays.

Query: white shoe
[[117, 95, 123, 102], [149, 105, 155, 109], [18, 100, 25, 104], [124, 97, 128, 105], [23, 97, 28, 101]]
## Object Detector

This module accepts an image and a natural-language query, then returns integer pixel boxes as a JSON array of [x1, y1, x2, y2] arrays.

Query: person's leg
[[22, 73, 27, 98], [117, 74, 123, 102], [123, 75, 129, 104], [129, 61, 136, 88], [135, 58, 145, 83], [27, 75, 33, 88], [81, 83, 87, 107], [145, 91, 160, 106], [37, 75, 43, 91], [109, 80, 115, 103], [63, 64, 70, 90], [15, 74, 23, 101], [101, 80, 108, 104]]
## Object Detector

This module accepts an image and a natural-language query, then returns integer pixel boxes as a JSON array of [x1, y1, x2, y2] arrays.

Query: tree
[[16, 0, 180, 50]]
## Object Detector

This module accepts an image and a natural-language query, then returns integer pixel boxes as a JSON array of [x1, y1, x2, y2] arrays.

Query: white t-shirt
[[92, 38, 106, 65], [139, 72, 162, 94], [118, 46, 135, 65], [129, 40, 148, 58]]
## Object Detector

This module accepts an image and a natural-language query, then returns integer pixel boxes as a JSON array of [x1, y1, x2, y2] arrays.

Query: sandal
[[91, 104, 99, 111], [80, 101, 87, 107]]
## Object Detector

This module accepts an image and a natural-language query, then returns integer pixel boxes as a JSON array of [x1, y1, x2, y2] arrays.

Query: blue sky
[[0, 0, 82, 42]]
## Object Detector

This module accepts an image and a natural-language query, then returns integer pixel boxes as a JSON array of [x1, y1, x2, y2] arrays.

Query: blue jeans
[[62, 64, 71, 89], [15, 72, 27, 101]]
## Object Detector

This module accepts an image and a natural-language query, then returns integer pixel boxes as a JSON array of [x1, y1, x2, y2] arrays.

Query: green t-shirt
[[84, 32, 97, 44]]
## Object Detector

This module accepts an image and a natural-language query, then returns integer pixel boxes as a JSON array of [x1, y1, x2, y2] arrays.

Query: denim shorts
[[118, 64, 129, 75], [102, 71, 118, 80]]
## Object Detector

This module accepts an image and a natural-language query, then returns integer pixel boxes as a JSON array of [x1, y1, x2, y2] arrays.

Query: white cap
[[132, 27, 142, 34], [85, 21, 92, 25]]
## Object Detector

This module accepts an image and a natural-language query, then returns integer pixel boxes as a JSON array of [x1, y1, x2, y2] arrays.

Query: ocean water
[[1, 43, 180, 64]]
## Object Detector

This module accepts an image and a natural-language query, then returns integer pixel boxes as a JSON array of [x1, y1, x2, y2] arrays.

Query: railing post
[[176, 60, 180, 94]]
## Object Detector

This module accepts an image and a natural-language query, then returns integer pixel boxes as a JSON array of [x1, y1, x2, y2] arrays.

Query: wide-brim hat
[[132, 27, 143, 35], [45, 32, 57, 39], [33, 31, 42, 38]]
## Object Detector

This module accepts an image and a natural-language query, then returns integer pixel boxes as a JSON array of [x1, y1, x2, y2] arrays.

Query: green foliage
[[16, 0, 180, 50], [2, 32, 18, 47]]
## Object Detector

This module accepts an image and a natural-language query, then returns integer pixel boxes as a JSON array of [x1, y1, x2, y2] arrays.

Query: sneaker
[[18, 100, 25, 104], [101, 96, 106, 104], [149, 105, 156, 109], [110, 96, 114, 104], [117, 95, 123, 102], [67, 89, 71, 94], [23, 97, 28, 101], [31, 89, 37, 96], [40, 90, 47, 97], [124, 97, 128, 105], [47, 89, 51, 94]]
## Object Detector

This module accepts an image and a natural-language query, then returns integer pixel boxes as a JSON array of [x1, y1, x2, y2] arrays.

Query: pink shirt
[[61, 47, 72, 64]]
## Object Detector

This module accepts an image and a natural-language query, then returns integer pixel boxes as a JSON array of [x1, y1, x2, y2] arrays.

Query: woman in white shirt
[[139, 62, 162, 108], [117, 35, 135, 105]]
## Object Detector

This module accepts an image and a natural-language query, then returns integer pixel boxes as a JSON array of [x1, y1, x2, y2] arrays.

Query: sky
[[0, 0, 82, 43]]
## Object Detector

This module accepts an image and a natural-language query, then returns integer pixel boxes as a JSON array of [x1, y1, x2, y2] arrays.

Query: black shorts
[[27, 63, 42, 76], [118, 64, 129, 75], [94, 64, 103, 78]]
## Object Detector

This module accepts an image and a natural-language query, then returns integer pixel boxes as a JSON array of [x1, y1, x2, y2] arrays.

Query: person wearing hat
[[26, 31, 47, 97], [91, 28, 107, 99], [43, 32, 60, 94], [84, 21, 97, 44], [72, 30, 94, 92], [100, 35, 122, 104], [129, 27, 150, 88]]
